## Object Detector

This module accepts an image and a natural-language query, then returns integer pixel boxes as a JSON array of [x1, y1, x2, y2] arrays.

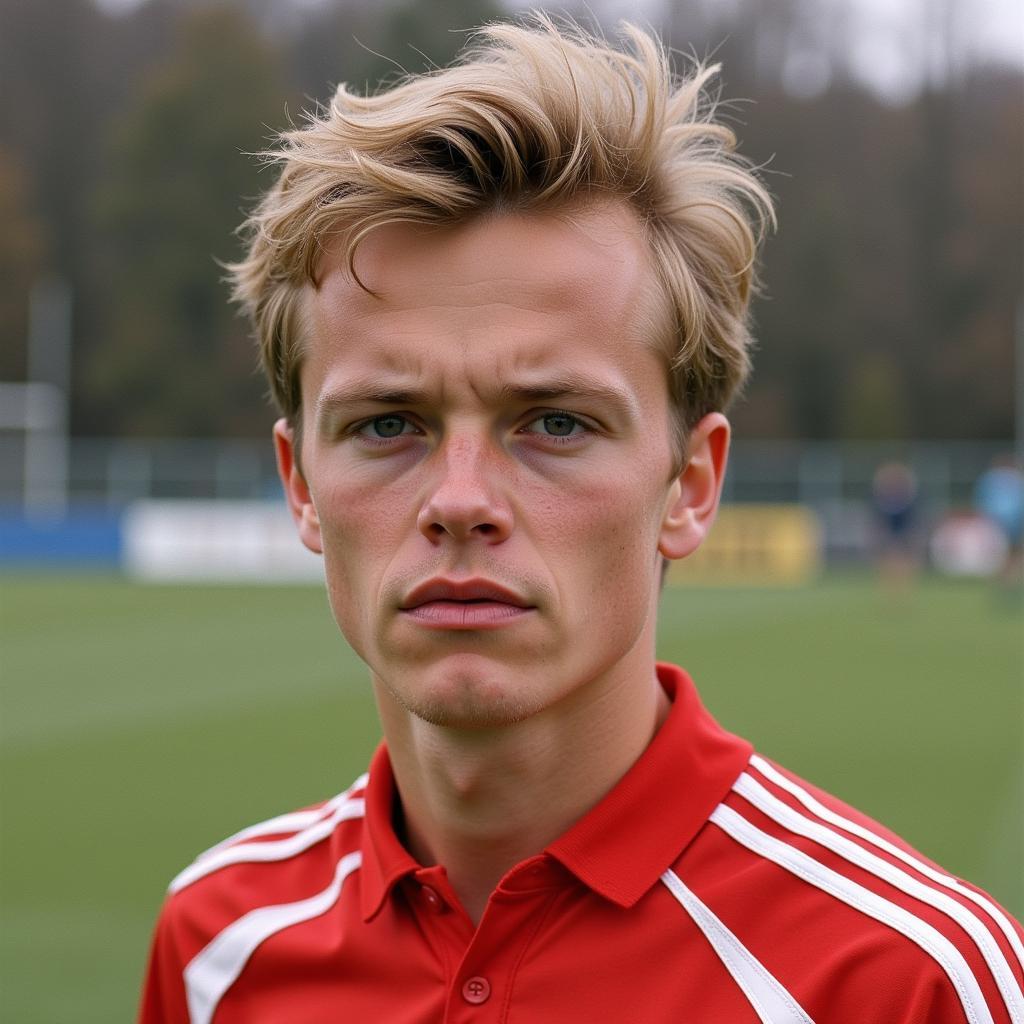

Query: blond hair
[[228, 15, 774, 442]]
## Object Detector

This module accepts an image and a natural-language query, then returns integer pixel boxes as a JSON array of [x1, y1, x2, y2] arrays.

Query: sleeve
[[895, 960, 999, 1024], [137, 896, 192, 1024], [837, 912, 1024, 1024]]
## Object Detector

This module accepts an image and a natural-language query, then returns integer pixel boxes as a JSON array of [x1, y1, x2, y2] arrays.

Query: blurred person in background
[[137, 16, 1023, 1023], [870, 459, 921, 593], [974, 454, 1024, 597]]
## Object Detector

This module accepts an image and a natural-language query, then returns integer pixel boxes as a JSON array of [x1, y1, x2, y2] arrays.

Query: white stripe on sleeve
[[750, 754, 1024, 976], [711, 803, 995, 1024], [661, 869, 815, 1024], [184, 850, 362, 1024], [734, 773, 1023, 1024], [197, 774, 369, 861], [169, 798, 365, 893]]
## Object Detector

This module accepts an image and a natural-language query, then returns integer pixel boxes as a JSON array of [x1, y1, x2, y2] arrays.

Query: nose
[[416, 434, 513, 545]]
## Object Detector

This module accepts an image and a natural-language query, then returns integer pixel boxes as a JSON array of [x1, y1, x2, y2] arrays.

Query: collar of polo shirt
[[358, 664, 754, 922]]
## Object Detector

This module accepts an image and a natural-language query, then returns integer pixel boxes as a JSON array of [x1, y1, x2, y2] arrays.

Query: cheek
[[535, 472, 664, 594], [314, 459, 420, 547], [313, 473, 420, 635]]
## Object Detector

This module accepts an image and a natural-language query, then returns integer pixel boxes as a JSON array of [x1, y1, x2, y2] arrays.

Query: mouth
[[399, 578, 535, 631]]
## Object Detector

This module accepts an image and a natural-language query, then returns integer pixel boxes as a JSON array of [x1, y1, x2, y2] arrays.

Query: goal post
[[0, 381, 68, 519]]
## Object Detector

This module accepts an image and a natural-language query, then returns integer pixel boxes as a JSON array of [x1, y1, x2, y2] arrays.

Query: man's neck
[[374, 661, 670, 924]]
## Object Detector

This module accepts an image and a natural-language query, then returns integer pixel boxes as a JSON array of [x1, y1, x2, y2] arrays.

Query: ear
[[273, 417, 323, 555], [658, 412, 730, 561]]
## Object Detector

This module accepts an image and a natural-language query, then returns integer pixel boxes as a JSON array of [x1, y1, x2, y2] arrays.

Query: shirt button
[[462, 976, 491, 1005], [420, 885, 445, 913]]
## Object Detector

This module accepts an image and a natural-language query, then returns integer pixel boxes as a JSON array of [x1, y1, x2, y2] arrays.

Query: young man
[[139, 19, 1023, 1023]]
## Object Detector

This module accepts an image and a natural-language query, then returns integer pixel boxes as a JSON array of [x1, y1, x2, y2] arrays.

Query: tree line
[[1, 0, 1020, 441]]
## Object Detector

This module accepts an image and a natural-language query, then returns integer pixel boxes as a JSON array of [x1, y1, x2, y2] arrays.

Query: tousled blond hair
[[228, 15, 774, 445]]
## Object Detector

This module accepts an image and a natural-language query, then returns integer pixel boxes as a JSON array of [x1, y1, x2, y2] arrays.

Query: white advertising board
[[122, 500, 323, 582]]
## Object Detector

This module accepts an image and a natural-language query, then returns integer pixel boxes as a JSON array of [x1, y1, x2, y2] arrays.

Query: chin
[[383, 660, 542, 730]]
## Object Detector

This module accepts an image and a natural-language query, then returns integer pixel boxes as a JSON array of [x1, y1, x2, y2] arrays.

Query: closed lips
[[400, 579, 533, 609]]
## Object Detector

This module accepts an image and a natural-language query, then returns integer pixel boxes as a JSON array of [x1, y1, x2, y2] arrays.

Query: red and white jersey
[[139, 664, 1024, 1023]]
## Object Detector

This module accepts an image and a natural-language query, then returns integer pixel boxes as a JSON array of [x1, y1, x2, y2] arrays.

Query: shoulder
[[171, 771, 367, 889], [678, 753, 1024, 1023], [153, 771, 369, 961], [138, 771, 371, 1024], [138, 772, 370, 1023]]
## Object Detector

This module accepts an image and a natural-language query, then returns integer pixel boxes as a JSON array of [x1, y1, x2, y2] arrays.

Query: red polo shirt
[[139, 664, 1023, 1023]]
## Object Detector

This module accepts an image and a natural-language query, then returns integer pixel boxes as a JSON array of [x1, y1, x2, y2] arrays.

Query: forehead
[[302, 201, 667, 394]]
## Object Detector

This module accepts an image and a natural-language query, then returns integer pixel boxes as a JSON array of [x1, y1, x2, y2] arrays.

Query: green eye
[[541, 413, 578, 436], [528, 411, 585, 436], [360, 415, 411, 438]]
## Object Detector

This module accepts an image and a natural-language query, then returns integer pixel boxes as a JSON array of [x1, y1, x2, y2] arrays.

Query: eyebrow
[[497, 375, 636, 415], [315, 381, 430, 427], [315, 372, 637, 425]]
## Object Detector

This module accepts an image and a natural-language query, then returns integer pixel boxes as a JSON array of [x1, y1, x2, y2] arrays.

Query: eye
[[356, 414, 417, 440], [523, 412, 588, 439]]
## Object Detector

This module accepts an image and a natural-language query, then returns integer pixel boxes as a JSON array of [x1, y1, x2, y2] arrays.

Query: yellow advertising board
[[666, 504, 823, 587]]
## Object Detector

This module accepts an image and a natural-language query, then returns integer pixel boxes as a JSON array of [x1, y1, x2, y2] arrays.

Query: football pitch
[[1, 572, 1021, 1021]]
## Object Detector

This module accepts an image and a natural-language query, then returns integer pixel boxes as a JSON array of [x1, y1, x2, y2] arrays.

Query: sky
[[848, 0, 1024, 96], [582, 0, 1023, 99]]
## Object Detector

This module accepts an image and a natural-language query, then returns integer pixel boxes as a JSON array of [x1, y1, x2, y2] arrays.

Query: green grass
[[1, 573, 1021, 1021]]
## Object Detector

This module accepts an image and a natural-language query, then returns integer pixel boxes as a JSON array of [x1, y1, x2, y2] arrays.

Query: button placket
[[443, 883, 561, 1021], [406, 872, 477, 1007]]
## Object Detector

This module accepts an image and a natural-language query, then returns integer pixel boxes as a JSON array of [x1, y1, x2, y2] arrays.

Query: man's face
[[279, 203, 715, 728]]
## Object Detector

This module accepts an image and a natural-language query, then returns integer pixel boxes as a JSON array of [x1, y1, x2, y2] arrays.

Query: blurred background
[[1, 0, 1023, 556], [1, 0, 1022, 1019]]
